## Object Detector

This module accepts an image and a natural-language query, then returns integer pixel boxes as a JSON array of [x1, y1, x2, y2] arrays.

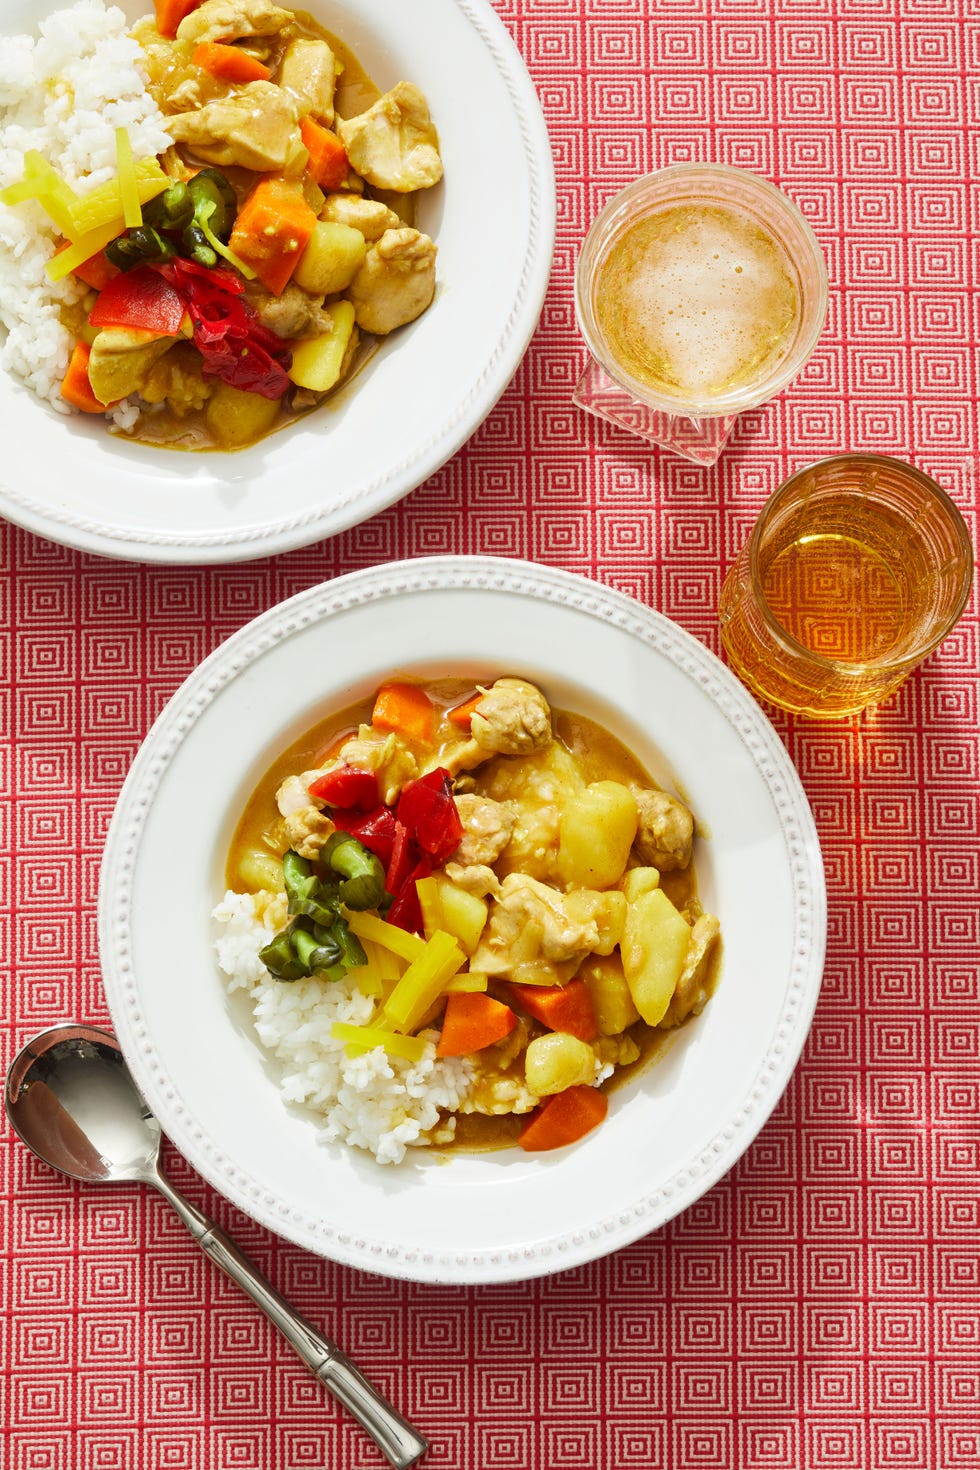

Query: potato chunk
[[288, 301, 357, 392], [578, 953, 640, 1035], [87, 328, 176, 405], [293, 221, 367, 296], [620, 866, 660, 902], [235, 848, 284, 894], [558, 780, 638, 889], [417, 874, 488, 956], [525, 1032, 596, 1095], [204, 383, 281, 447], [620, 888, 691, 1025]]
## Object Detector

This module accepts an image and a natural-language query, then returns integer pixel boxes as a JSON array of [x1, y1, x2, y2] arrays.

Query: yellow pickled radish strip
[[350, 965, 382, 998], [382, 930, 465, 1034], [358, 937, 406, 984], [415, 875, 443, 935], [45, 220, 127, 280], [373, 942, 405, 986], [0, 151, 79, 236], [345, 910, 426, 964], [348, 938, 402, 998], [67, 159, 169, 237], [3, 151, 168, 248], [444, 972, 489, 993], [348, 936, 381, 995], [330, 1022, 428, 1063], [115, 128, 142, 228]]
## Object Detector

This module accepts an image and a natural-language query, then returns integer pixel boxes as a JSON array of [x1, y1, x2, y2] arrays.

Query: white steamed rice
[[0, 0, 171, 419], [213, 890, 475, 1166]]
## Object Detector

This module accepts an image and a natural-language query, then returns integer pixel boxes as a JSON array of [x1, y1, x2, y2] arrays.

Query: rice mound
[[213, 891, 475, 1166], [0, 0, 171, 415]]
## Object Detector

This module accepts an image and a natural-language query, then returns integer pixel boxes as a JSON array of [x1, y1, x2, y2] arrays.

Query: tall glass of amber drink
[[718, 455, 974, 718], [574, 164, 828, 465]]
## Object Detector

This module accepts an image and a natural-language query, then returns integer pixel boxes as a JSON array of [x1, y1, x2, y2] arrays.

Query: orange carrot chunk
[[436, 992, 517, 1058], [446, 692, 483, 729], [372, 683, 435, 745], [299, 117, 350, 190], [192, 42, 271, 83], [227, 178, 317, 296], [507, 979, 598, 1043], [519, 1086, 608, 1152], [61, 342, 117, 414], [154, 0, 201, 39]]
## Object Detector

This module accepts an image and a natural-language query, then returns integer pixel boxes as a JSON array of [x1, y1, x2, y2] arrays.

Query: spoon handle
[[153, 1169, 427, 1469]]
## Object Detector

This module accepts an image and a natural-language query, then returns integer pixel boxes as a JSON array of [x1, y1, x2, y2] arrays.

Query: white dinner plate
[[98, 558, 826, 1283], [0, 0, 555, 562]]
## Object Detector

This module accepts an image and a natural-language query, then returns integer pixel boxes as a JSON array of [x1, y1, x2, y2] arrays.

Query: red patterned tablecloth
[[3, 2, 980, 1467]]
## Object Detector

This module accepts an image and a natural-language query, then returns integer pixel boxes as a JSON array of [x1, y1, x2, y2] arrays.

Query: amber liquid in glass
[[720, 456, 973, 718], [762, 529, 906, 664], [721, 497, 924, 717]]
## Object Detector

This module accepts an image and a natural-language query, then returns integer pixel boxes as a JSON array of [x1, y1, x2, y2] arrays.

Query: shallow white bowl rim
[[0, 0, 555, 562]]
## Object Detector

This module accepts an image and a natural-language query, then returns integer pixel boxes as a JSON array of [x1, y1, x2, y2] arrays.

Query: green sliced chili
[[321, 831, 387, 911]]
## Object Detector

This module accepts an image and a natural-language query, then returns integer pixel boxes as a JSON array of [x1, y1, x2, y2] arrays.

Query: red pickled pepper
[[384, 863, 429, 932], [87, 259, 292, 398], [159, 258, 292, 398], [331, 806, 398, 865], [88, 265, 186, 334], [307, 764, 464, 932], [395, 769, 464, 862], [307, 766, 379, 810]]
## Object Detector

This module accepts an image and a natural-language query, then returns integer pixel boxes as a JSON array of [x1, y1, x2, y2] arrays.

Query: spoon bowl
[[6, 1024, 161, 1184], [5, 1024, 428, 1470]]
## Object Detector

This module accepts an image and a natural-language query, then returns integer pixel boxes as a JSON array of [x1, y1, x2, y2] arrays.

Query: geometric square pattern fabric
[[2, 1, 978, 1466]]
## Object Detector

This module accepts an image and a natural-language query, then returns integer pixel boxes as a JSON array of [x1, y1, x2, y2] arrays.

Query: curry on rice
[[0, 0, 442, 449], [214, 675, 722, 1164]]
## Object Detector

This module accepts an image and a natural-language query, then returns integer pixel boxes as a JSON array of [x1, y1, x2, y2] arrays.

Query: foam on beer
[[594, 204, 800, 401]]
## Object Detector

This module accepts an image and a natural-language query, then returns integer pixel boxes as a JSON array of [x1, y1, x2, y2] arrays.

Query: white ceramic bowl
[[98, 557, 826, 1284], [0, 0, 555, 562]]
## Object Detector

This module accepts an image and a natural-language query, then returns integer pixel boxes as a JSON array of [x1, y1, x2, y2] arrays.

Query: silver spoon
[[5, 1024, 428, 1469]]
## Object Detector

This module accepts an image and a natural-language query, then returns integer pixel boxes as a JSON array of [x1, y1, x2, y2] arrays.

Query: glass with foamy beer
[[574, 165, 828, 465]]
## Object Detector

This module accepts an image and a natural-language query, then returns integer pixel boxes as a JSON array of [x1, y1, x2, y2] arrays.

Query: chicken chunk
[[275, 774, 334, 858], [453, 795, 515, 867], [336, 728, 418, 806], [87, 329, 179, 405], [443, 862, 502, 900], [167, 83, 301, 172], [632, 789, 695, 872], [471, 678, 552, 757], [474, 739, 582, 883], [278, 37, 338, 124], [471, 873, 614, 984], [336, 81, 443, 192], [347, 227, 436, 335], [177, 0, 291, 45], [660, 913, 720, 1029], [319, 192, 402, 240], [244, 281, 335, 340]]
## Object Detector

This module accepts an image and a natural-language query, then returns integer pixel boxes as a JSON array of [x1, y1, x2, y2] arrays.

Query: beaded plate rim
[[99, 557, 827, 1282]]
